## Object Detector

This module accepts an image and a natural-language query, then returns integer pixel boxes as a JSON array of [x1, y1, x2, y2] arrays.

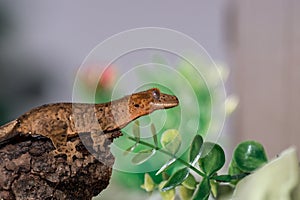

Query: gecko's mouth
[[154, 94, 179, 109], [162, 100, 179, 108]]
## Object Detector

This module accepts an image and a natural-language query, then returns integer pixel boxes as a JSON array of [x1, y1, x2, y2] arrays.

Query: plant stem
[[127, 136, 206, 177], [211, 173, 248, 182]]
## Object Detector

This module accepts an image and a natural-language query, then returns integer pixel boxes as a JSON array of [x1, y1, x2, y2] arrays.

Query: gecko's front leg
[[91, 130, 106, 152], [88, 130, 122, 160], [35, 119, 82, 163]]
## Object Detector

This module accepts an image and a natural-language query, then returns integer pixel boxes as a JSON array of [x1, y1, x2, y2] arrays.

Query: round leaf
[[131, 149, 155, 165], [199, 142, 225, 176], [161, 167, 189, 191], [161, 129, 182, 155], [233, 141, 268, 172], [189, 135, 203, 164]]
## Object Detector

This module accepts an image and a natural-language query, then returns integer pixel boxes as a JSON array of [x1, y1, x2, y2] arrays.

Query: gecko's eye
[[152, 89, 160, 100]]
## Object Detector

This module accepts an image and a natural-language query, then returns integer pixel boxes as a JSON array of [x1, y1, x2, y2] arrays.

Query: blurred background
[[0, 1, 299, 199]]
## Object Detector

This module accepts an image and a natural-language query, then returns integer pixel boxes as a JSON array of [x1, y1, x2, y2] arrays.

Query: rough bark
[[0, 132, 121, 200]]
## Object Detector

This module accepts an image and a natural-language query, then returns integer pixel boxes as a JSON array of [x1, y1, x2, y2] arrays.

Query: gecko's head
[[129, 88, 179, 118]]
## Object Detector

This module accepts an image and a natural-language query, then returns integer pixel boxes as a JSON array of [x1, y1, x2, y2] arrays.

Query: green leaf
[[131, 149, 155, 165], [182, 174, 197, 190], [132, 120, 140, 142], [233, 148, 299, 200], [161, 167, 189, 191], [210, 180, 218, 198], [123, 143, 137, 156], [159, 181, 175, 200], [179, 186, 195, 200], [229, 159, 242, 174], [161, 129, 182, 155], [155, 158, 176, 175], [211, 174, 232, 182], [199, 142, 225, 176], [228, 159, 244, 185], [189, 135, 203, 164], [162, 172, 170, 181], [141, 173, 156, 192], [192, 178, 211, 200], [233, 141, 268, 172], [151, 123, 158, 147]]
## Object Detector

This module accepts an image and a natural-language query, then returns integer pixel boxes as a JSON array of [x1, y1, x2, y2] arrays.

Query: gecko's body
[[0, 88, 179, 162]]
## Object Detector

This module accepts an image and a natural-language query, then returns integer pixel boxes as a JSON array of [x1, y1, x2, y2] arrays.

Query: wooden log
[[0, 131, 121, 200]]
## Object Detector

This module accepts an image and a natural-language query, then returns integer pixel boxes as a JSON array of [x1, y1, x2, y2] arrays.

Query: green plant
[[79, 56, 236, 190], [125, 121, 268, 200]]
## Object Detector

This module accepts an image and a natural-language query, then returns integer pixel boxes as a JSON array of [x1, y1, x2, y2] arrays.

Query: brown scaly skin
[[0, 88, 179, 163]]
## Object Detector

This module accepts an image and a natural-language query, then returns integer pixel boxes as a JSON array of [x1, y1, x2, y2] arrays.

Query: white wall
[[227, 0, 300, 157]]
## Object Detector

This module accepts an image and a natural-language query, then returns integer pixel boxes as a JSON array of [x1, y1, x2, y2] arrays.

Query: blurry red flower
[[80, 64, 117, 91]]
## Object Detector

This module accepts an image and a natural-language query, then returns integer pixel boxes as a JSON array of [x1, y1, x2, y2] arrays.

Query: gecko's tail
[[0, 120, 18, 145]]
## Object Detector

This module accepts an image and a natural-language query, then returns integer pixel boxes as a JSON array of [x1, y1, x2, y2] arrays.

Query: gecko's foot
[[91, 133, 106, 152], [108, 131, 123, 141]]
